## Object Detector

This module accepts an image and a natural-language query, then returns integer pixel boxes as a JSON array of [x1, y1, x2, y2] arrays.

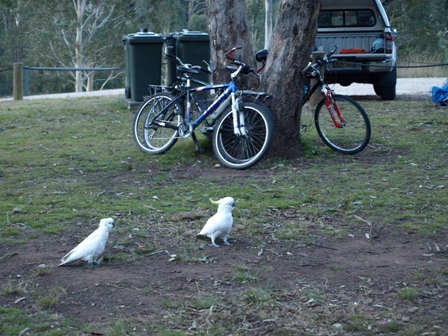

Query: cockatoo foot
[[208, 243, 220, 247], [84, 261, 101, 269]]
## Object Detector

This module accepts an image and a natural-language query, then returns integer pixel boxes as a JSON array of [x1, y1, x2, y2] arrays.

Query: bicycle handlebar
[[224, 46, 242, 61], [300, 45, 339, 74], [165, 53, 211, 74], [224, 46, 259, 77]]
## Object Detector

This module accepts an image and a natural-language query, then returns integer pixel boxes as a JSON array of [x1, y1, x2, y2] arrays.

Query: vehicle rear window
[[318, 10, 376, 27]]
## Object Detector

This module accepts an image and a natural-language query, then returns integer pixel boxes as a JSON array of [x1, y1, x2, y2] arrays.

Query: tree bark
[[260, 0, 321, 158], [205, 0, 257, 88]]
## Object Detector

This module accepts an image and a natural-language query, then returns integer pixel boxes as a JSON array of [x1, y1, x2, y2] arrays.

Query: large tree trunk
[[205, 0, 257, 88], [261, 0, 321, 158]]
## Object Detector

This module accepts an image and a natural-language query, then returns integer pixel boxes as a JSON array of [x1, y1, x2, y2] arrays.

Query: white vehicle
[[315, 0, 397, 100]]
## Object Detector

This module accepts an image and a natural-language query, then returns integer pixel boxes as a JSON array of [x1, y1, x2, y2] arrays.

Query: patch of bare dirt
[[1, 224, 447, 333]]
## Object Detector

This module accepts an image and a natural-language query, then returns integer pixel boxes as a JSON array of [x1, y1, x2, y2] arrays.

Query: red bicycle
[[300, 46, 371, 154], [252, 45, 370, 154]]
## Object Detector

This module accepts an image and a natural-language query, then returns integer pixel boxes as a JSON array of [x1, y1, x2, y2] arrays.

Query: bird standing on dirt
[[59, 218, 115, 267], [197, 197, 235, 247]]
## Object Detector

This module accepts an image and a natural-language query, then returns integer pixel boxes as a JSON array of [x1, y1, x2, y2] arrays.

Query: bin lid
[[128, 31, 165, 44], [167, 30, 209, 41]]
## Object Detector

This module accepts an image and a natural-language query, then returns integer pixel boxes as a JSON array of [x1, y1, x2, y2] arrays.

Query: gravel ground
[[0, 77, 445, 102], [333, 77, 444, 97]]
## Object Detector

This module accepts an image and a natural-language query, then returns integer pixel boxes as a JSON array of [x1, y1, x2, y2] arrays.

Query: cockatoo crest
[[59, 218, 115, 267], [197, 197, 235, 247]]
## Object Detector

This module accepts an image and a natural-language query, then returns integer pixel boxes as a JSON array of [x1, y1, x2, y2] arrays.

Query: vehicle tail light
[[385, 32, 393, 54]]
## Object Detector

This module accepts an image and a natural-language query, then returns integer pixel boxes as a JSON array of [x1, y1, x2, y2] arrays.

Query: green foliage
[[188, 14, 208, 32], [2, 0, 447, 97], [387, 0, 448, 60], [247, 0, 281, 50]]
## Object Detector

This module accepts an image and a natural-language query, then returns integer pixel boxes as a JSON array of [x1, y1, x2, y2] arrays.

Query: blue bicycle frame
[[186, 81, 236, 127]]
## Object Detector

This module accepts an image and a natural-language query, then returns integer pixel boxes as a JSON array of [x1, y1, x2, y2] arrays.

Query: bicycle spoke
[[315, 94, 371, 154], [132, 93, 181, 154], [213, 102, 274, 169]]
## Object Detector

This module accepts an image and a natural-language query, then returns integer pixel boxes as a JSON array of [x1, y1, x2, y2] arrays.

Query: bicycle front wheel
[[132, 93, 182, 154], [315, 94, 371, 154], [212, 102, 275, 170]]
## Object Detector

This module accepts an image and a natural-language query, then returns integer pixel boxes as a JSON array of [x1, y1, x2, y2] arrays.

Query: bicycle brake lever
[[165, 53, 183, 65], [202, 60, 213, 74], [327, 45, 338, 59]]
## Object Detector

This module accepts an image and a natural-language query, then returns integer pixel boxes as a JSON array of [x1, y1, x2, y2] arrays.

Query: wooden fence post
[[13, 63, 24, 100], [310, 50, 325, 106]]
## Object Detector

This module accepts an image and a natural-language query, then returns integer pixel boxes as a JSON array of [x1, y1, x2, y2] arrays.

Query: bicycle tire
[[212, 102, 275, 169], [132, 93, 182, 154], [314, 94, 371, 154]]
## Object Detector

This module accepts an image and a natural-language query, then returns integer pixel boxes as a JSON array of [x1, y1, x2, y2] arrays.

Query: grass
[[397, 53, 448, 78], [2, 97, 445, 237], [37, 286, 67, 310], [397, 287, 420, 301], [0, 95, 447, 334]]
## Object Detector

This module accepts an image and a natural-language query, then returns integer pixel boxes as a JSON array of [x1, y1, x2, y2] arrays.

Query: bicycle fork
[[231, 93, 247, 136], [324, 91, 346, 128]]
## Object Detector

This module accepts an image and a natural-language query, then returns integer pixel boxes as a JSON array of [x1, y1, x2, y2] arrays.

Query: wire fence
[[2, 60, 447, 99], [1, 65, 124, 98], [23, 66, 125, 96]]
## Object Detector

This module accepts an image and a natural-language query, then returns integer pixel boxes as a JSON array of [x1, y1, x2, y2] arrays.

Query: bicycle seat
[[255, 49, 268, 62], [177, 65, 201, 75]]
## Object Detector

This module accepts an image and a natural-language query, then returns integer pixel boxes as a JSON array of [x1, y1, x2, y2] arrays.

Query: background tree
[[264, 0, 273, 49], [186, 0, 208, 31], [0, 0, 35, 95], [132, 0, 186, 34], [2, 0, 447, 97], [33, 0, 132, 92], [387, 0, 448, 61], [246, 0, 280, 51]]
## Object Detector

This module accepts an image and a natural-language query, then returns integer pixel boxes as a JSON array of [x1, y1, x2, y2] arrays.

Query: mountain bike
[[132, 48, 275, 170], [300, 46, 371, 154]]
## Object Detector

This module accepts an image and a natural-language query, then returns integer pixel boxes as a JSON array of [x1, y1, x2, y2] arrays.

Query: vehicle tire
[[374, 84, 396, 100], [379, 86, 396, 100], [132, 93, 181, 154], [212, 102, 275, 169], [315, 94, 371, 154], [373, 84, 383, 97], [374, 67, 397, 100]]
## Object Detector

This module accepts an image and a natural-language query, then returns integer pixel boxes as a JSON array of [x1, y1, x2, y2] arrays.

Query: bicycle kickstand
[[191, 132, 204, 153]]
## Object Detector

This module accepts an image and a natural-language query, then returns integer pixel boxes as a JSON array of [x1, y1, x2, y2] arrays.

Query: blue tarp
[[431, 79, 448, 105]]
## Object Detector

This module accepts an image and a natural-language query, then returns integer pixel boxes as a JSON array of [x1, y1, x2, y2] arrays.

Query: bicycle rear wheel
[[314, 94, 371, 154], [132, 93, 182, 154], [212, 102, 275, 169]]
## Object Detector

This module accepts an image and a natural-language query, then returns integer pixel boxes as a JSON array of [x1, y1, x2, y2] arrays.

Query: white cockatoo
[[59, 218, 114, 267], [197, 197, 235, 247]]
